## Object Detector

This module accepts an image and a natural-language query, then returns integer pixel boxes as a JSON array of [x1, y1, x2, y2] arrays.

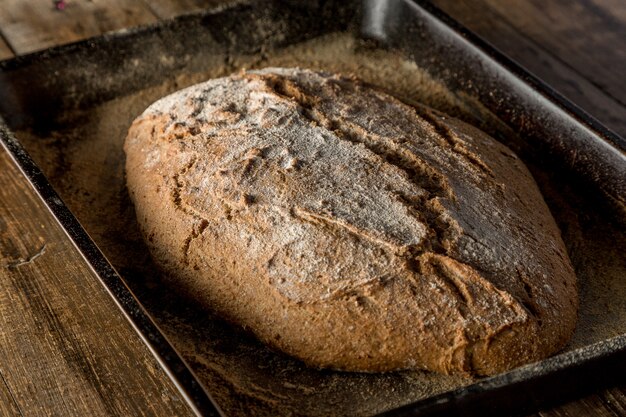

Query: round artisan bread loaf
[[124, 68, 578, 376]]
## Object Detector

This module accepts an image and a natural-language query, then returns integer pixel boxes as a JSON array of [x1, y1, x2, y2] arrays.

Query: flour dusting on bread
[[124, 68, 578, 376]]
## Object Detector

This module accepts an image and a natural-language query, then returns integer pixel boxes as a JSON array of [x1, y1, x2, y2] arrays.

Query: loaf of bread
[[124, 68, 578, 376]]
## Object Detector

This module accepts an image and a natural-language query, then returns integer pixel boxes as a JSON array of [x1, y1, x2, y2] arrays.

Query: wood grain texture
[[0, 35, 13, 60], [431, 0, 626, 137], [0, 372, 21, 417], [539, 392, 621, 417], [604, 386, 626, 414], [482, 0, 626, 102], [142, 0, 230, 19], [0, 146, 195, 417], [0, 0, 157, 55], [592, 0, 626, 21]]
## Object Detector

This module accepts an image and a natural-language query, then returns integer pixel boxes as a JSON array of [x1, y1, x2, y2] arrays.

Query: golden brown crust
[[124, 68, 578, 376]]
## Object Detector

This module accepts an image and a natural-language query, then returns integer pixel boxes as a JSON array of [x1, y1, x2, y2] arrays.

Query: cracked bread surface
[[124, 67, 578, 376]]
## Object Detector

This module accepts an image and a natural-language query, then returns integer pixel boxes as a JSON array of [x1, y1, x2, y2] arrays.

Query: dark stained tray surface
[[1, 0, 625, 416]]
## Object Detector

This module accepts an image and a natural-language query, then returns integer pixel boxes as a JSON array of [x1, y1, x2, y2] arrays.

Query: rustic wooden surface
[[0, 373, 21, 417], [0, 145, 196, 417], [535, 387, 626, 417], [0, 0, 157, 55], [432, 0, 626, 139], [0, 0, 624, 416]]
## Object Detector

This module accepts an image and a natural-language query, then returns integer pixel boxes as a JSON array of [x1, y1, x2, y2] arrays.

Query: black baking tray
[[1, 0, 625, 416]]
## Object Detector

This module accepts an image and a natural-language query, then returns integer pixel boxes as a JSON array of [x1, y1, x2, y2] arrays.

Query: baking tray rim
[[0, 0, 624, 416], [0, 126, 223, 417]]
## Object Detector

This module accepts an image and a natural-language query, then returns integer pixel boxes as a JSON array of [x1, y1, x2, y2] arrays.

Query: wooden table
[[0, 0, 624, 416]]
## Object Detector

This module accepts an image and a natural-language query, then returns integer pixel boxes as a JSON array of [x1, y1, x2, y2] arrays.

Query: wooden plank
[[602, 386, 626, 414], [0, 372, 21, 417], [480, 0, 626, 105], [588, 0, 626, 22], [538, 392, 621, 417], [0, 36, 13, 61], [0, 0, 158, 55], [431, 0, 626, 138], [0, 145, 195, 416], [143, 0, 233, 20]]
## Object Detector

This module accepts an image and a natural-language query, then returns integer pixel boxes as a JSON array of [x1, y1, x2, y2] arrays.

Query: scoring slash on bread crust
[[124, 68, 578, 376]]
